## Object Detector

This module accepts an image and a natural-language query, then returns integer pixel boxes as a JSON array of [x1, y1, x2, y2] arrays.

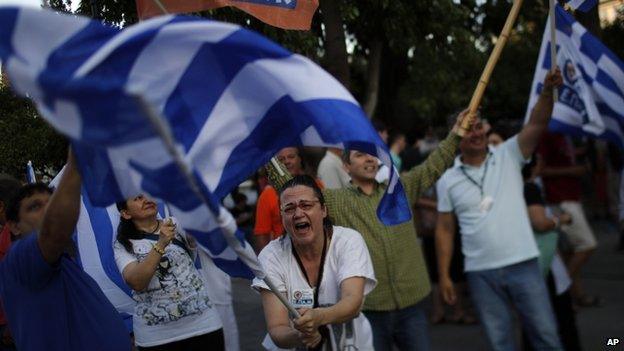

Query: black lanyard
[[291, 232, 331, 351], [291, 233, 328, 308], [460, 153, 492, 197]]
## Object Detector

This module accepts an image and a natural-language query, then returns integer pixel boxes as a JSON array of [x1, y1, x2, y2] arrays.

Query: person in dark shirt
[[0, 150, 130, 351], [0, 175, 20, 351]]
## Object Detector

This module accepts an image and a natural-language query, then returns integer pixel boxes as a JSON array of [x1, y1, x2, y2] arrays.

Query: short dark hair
[[277, 175, 333, 232], [6, 183, 53, 223]]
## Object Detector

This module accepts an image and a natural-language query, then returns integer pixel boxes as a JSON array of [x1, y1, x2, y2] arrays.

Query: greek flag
[[526, 5, 624, 148], [562, 0, 597, 12], [0, 6, 409, 274]]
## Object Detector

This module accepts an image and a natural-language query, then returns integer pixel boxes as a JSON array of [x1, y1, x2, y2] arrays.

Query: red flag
[[136, 0, 318, 30]]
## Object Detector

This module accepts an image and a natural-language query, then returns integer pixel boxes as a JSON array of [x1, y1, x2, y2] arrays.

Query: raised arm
[[518, 68, 563, 159], [402, 110, 472, 203], [120, 220, 176, 291], [38, 150, 82, 264], [435, 211, 457, 305]]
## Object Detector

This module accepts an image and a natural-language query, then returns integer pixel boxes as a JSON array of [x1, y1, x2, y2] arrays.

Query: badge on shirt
[[479, 196, 494, 213], [291, 288, 314, 309]]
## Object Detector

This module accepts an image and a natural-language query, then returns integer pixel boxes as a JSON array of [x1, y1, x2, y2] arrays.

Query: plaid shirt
[[268, 133, 461, 311]]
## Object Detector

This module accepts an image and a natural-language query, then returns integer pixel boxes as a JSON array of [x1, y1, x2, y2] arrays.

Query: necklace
[[148, 220, 160, 234], [460, 152, 492, 198]]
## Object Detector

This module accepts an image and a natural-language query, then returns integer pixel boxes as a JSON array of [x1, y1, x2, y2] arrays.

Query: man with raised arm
[[435, 69, 564, 351], [267, 110, 472, 351], [0, 151, 130, 351]]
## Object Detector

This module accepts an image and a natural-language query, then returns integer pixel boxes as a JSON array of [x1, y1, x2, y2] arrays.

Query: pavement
[[231, 220, 624, 350]]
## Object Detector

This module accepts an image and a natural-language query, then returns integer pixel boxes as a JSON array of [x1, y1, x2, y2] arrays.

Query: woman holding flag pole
[[252, 175, 377, 350], [113, 195, 225, 351]]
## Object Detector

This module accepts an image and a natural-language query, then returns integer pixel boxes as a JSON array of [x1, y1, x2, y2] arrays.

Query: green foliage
[[0, 84, 67, 180]]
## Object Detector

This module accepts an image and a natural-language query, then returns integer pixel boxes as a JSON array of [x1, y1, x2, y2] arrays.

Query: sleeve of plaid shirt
[[402, 132, 461, 205]]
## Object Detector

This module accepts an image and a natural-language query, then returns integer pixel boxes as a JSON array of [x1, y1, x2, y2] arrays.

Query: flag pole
[[461, 0, 525, 131], [549, 0, 559, 101], [152, 0, 169, 15], [132, 94, 301, 319]]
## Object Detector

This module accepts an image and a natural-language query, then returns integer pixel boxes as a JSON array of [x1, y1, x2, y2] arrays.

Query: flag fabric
[[0, 6, 410, 275], [562, 0, 597, 12], [525, 5, 624, 148], [136, 0, 319, 30], [26, 160, 36, 183]]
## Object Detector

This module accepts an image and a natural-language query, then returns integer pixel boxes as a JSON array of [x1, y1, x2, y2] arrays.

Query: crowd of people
[[0, 66, 618, 351]]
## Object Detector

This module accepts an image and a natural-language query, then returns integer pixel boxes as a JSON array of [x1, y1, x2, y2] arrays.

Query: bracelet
[[152, 243, 165, 255]]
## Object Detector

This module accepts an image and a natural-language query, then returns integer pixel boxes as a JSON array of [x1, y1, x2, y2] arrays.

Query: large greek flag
[[0, 6, 410, 277], [526, 5, 624, 148]]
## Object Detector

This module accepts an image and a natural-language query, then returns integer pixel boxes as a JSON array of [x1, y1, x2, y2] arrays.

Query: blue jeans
[[363, 301, 430, 351], [467, 259, 562, 351]]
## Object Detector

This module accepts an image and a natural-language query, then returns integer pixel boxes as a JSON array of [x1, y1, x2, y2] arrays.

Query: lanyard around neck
[[460, 152, 492, 197], [291, 232, 328, 309]]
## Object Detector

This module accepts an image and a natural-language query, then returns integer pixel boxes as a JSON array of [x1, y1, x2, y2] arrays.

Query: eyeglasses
[[280, 199, 320, 215]]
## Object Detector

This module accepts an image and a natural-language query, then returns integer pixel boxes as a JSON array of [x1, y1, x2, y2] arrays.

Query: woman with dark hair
[[252, 175, 376, 350], [113, 195, 224, 351]]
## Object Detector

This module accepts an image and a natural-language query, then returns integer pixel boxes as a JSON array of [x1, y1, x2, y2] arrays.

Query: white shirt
[[317, 151, 350, 189], [113, 218, 222, 347], [252, 226, 376, 351], [436, 136, 539, 271]]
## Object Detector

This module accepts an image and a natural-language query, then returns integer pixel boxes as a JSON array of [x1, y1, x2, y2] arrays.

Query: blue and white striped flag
[[26, 160, 36, 184], [0, 6, 410, 279], [562, 0, 597, 12], [526, 5, 624, 148]]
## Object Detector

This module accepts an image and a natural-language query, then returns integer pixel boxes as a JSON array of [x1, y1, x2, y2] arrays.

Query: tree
[[0, 83, 67, 180]]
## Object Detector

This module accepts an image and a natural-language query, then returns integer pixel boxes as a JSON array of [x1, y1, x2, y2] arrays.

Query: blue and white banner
[[0, 6, 411, 282], [525, 5, 624, 148]]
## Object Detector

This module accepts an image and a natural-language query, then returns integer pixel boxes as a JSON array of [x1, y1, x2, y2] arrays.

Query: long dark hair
[[278, 175, 333, 235], [116, 200, 146, 253]]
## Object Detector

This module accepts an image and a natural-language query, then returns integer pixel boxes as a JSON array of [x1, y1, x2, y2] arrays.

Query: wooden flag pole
[[461, 0, 525, 131], [549, 0, 559, 101], [152, 0, 169, 15]]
